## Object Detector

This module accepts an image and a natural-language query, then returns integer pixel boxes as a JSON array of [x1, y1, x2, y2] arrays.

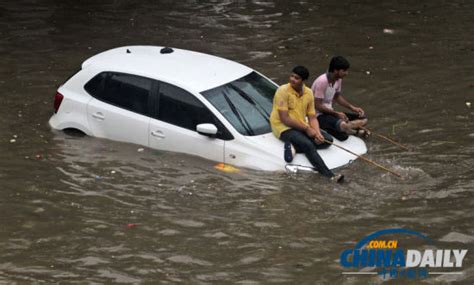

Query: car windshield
[[201, 72, 277, 136]]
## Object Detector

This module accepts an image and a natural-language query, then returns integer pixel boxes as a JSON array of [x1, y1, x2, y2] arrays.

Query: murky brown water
[[1, 0, 473, 283]]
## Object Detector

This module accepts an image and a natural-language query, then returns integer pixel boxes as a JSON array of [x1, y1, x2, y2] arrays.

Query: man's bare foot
[[347, 118, 368, 129], [331, 174, 345, 183], [355, 128, 371, 139]]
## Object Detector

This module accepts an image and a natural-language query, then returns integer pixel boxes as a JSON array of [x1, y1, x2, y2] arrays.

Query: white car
[[49, 46, 366, 171]]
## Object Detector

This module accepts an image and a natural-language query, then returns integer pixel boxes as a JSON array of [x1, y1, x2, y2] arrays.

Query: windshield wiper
[[222, 90, 255, 136], [229, 84, 270, 122]]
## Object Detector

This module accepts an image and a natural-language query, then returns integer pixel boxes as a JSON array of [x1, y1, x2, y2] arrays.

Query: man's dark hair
[[292, 65, 309, 81], [328, 56, 350, 72]]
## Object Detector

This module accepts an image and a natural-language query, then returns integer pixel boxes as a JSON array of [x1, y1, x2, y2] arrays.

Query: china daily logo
[[340, 228, 468, 279]]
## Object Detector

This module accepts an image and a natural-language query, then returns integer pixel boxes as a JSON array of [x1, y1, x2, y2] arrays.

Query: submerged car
[[49, 46, 366, 171]]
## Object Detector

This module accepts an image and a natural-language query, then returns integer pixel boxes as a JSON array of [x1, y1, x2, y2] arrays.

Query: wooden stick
[[324, 140, 402, 178], [361, 127, 410, 151]]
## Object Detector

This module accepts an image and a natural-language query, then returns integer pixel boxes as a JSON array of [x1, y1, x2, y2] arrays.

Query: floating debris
[[110, 170, 116, 174], [366, 71, 371, 75], [440, 232, 474, 243], [466, 102, 471, 108], [392, 121, 408, 135], [126, 223, 137, 229], [383, 28, 395, 34], [137, 148, 144, 152], [214, 163, 240, 173], [9, 139, 16, 143]]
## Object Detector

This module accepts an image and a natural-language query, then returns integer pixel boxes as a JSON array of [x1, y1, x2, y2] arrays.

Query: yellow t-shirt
[[270, 83, 316, 138]]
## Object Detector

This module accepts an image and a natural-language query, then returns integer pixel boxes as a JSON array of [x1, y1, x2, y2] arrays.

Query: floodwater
[[1, 0, 473, 284]]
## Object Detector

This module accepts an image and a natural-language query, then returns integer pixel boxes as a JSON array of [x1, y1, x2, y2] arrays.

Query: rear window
[[84, 72, 153, 116]]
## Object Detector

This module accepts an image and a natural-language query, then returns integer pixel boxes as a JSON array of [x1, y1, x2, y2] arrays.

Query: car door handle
[[151, 130, 165, 139], [92, 112, 105, 120]]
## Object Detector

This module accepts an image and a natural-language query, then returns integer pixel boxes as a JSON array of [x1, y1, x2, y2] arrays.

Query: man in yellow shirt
[[270, 66, 343, 182]]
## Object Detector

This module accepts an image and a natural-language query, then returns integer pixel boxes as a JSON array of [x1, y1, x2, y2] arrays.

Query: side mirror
[[196, 123, 218, 137]]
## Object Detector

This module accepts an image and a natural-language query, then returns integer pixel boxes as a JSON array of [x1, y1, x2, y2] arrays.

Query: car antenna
[[160, 47, 174, 54]]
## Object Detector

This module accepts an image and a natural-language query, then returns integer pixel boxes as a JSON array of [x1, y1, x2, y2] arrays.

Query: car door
[[148, 81, 231, 163], [86, 72, 153, 146]]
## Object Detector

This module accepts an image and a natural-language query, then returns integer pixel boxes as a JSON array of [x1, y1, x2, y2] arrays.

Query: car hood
[[242, 132, 368, 171]]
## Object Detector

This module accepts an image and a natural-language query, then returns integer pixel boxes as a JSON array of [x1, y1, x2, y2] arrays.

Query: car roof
[[81, 46, 253, 92]]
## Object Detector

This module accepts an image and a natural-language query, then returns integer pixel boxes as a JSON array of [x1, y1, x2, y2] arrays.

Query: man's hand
[[306, 126, 324, 144], [351, 106, 365, 117], [314, 131, 325, 144], [305, 126, 318, 139], [336, 112, 349, 122]]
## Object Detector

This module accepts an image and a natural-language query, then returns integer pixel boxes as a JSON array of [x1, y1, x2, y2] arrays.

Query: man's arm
[[315, 97, 349, 122], [279, 110, 310, 131], [308, 114, 325, 143], [278, 110, 320, 140], [315, 98, 340, 117], [334, 93, 365, 117]]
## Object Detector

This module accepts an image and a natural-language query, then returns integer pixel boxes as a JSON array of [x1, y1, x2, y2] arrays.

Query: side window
[[84, 72, 152, 116], [156, 82, 233, 140], [84, 72, 106, 97]]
